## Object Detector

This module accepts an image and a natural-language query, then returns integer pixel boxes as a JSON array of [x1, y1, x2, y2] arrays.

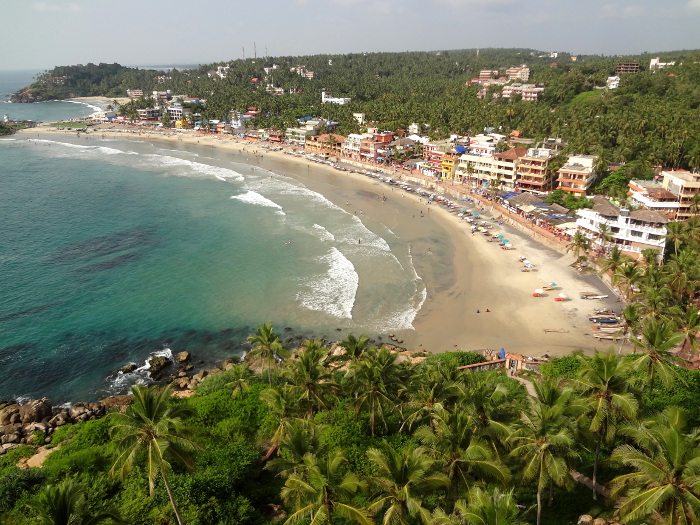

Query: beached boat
[[589, 316, 620, 324]]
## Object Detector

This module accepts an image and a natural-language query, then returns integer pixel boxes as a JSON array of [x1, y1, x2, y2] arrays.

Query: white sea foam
[[231, 190, 284, 213], [142, 153, 245, 181], [297, 247, 357, 319], [63, 99, 102, 114], [24, 139, 245, 181], [311, 224, 335, 241], [105, 347, 174, 394]]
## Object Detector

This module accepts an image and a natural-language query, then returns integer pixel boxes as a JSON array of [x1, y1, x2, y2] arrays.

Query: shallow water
[[0, 136, 425, 403]]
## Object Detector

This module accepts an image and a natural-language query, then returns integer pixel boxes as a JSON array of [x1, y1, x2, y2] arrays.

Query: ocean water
[[0, 132, 425, 403]]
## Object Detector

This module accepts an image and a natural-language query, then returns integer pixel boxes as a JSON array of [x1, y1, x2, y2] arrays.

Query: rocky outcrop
[[0, 399, 108, 447], [175, 351, 190, 364], [10, 88, 47, 103], [19, 398, 52, 424], [148, 355, 172, 381]]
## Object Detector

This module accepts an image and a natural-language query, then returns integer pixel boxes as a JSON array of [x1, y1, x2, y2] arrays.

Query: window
[[631, 230, 642, 238], [648, 234, 661, 241]]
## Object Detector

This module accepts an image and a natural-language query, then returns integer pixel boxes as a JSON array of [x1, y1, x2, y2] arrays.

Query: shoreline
[[14, 124, 624, 359]]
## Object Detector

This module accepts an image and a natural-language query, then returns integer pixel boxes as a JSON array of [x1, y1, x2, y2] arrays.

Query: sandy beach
[[17, 124, 624, 358]]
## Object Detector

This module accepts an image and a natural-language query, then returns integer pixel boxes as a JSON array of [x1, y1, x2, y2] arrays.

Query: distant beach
[[18, 124, 622, 358]]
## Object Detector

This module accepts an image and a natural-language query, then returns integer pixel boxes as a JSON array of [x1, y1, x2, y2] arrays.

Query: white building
[[166, 104, 192, 122], [321, 90, 351, 105], [501, 83, 545, 101], [606, 76, 620, 89], [649, 57, 676, 71], [576, 196, 668, 258]]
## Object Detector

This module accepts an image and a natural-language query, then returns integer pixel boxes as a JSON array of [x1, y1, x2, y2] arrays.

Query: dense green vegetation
[[3, 315, 700, 524], [19, 47, 700, 174], [17, 63, 163, 100]]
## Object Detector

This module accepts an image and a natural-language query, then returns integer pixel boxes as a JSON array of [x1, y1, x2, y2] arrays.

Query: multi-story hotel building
[[516, 148, 555, 192], [661, 169, 700, 220], [576, 196, 668, 258], [456, 148, 527, 191], [556, 154, 598, 195]]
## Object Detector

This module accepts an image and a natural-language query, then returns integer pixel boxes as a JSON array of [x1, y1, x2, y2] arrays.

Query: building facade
[[556, 154, 598, 195], [576, 196, 667, 258], [661, 169, 700, 220], [516, 148, 555, 192]]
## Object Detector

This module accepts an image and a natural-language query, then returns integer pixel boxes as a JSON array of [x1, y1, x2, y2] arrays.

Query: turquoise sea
[[0, 72, 425, 404]]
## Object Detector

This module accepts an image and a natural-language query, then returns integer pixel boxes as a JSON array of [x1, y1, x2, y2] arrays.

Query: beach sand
[[18, 125, 624, 358]]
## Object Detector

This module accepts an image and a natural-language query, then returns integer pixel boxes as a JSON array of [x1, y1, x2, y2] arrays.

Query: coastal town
[[5, 41, 700, 524], [77, 58, 688, 265]]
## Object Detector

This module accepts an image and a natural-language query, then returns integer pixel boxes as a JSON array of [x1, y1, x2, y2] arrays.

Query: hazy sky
[[3, 0, 699, 71]]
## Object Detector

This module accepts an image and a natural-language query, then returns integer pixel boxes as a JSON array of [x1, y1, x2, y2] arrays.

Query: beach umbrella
[[505, 243, 513, 247], [559, 293, 567, 298], [502, 239, 509, 243], [496, 234, 504, 238], [550, 282, 557, 287], [535, 289, 543, 294]]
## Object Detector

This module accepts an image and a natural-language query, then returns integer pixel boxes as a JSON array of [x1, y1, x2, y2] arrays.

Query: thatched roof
[[508, 193, 543, 206], [630, 209, 669, 224], [591, 196, 620, 217]]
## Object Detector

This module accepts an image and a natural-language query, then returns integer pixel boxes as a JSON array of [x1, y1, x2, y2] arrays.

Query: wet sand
[[18, 125, 623, 357]]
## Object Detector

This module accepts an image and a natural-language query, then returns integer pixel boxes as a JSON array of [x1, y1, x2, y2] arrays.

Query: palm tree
[[259, 385, 302, 461], [431, 488, 528, 525], [415, 411, 511, 504], [338, 334, 372, 363], [598, 246, 633, 284], [345, 346, 407, 436], [266, 418, 326, 478], [566, 231, 590, 262], [108, 385, 199, 525], [629, 316, 685, 393], [457, 373, 520, 449], [247, 322, 289, 385], [282, 339, 338, 416], [615, 261, 643, 301], [671, 307, 700, 358], [574, 349, 638, 500], [224, 363, 252, 398], [27, 480, 121, 525], [665, 221, 686, 257], [595, 223, 614, 253], [367, 444, 449, 525], [280, 450, 372, 525], [401, 364, 462, 432], [611, 407, 700, 524], [508, 398, 577, 525]]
